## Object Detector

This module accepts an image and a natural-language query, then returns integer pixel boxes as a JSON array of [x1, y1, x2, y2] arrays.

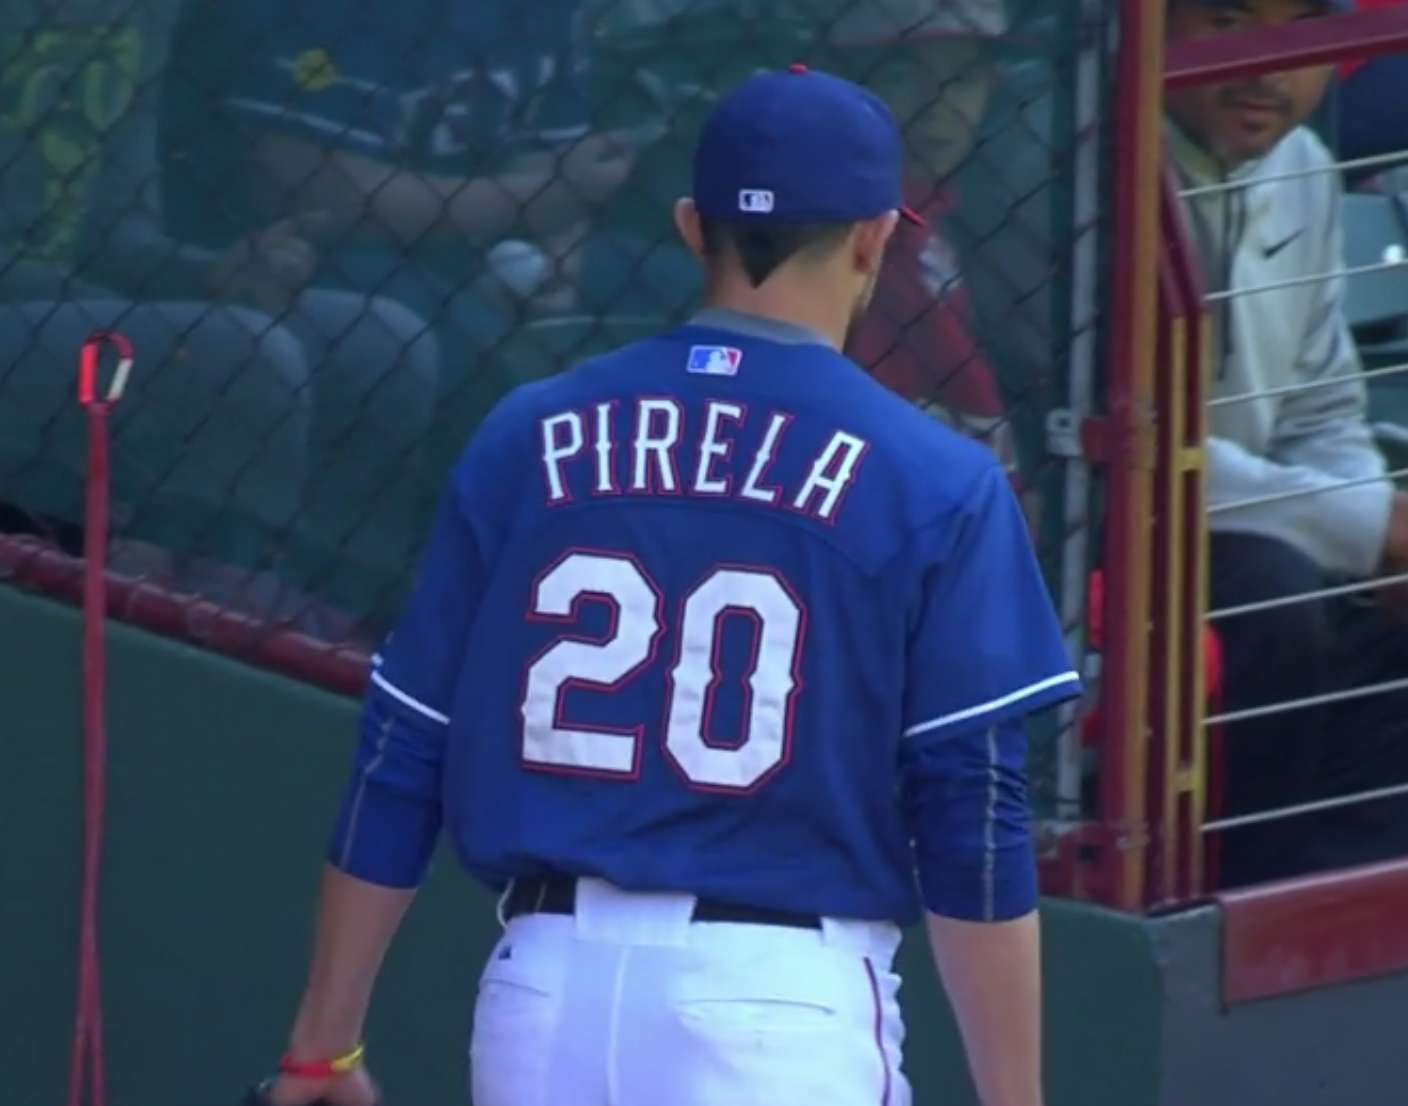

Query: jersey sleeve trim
[[980, 725, 999, 920], [905, 717, 1039, 921], [327, 705, 443, 888], [904, 670, 1081, 739], [333, 713, 392, 873], [370, 669, 451, 726]]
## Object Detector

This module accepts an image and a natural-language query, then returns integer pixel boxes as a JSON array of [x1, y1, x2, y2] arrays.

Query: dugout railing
[[1038, 0, 1408, 918], [1143, 3, 1408, 935]]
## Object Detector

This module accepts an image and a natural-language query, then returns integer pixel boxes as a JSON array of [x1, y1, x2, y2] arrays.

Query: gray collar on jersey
[[689, 307, 831, 348]]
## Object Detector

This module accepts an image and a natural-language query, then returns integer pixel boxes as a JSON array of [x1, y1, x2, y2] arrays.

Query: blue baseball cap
[[693, 64, 924, 227]]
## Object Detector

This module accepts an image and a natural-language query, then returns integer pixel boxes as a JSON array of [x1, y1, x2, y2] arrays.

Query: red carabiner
[[77, 331, 136, 407]]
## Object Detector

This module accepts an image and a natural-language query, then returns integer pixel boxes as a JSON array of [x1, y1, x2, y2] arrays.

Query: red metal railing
[[1165, 3, 1408, 88], [1085, 1, 1408, 914], [0, 536, 369, 698], [1139, 5, 1408, 916]]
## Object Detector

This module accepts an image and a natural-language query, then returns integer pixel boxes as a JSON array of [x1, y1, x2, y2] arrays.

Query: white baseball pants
[[468, 878, 910, 1106]]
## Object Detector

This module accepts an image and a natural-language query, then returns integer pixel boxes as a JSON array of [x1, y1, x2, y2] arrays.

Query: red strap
[[68, 335, 126, 1106]]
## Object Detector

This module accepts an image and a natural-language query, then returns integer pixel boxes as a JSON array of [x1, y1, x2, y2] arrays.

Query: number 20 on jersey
[[520, 550, 806, 794]]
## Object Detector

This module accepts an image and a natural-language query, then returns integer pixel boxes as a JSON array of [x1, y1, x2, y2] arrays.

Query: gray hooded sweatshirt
[[1169, 121, 1391, 579]]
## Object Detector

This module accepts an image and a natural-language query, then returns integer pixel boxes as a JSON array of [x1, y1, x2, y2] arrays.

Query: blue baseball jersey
[[330, 309, 1080, 925]]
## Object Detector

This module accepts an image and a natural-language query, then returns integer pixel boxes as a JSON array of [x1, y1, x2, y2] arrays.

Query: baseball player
[[255, 65, 1080, 1106]]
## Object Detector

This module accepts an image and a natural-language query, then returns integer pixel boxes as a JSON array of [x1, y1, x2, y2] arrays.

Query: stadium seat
[[1341, 191, 1408, 358], [1340, 191, 1408, 464]]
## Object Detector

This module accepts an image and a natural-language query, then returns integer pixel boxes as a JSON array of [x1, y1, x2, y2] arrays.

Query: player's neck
[[701, 284, 848, 352]]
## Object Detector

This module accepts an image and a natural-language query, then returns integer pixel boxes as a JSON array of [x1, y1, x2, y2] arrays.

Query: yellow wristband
[[329, 1043, 365, 1075]]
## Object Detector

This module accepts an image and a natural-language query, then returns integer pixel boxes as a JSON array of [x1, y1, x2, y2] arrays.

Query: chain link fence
[[0, 0, 1108, 819]]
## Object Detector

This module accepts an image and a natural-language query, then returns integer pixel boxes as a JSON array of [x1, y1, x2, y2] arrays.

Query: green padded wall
[[0, 583, 1162, 1106]]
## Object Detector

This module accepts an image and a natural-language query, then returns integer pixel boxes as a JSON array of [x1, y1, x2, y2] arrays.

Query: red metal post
[[1166, 6, 1408, 88], [1095, 0, 1166, 910]]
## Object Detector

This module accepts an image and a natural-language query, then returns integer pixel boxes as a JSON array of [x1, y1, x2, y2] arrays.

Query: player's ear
[[674, 198, 707, 261], [853, 211, 900, 276]]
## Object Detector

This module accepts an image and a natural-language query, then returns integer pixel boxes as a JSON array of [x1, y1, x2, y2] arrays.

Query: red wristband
[[278, 1042, 365, 1079]]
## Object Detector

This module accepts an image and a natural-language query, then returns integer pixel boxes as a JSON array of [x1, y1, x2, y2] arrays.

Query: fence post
[[1095, 0, 1166, 910]]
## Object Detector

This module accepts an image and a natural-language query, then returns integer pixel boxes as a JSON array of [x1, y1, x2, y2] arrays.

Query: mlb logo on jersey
[[686, 345, 743, 377], [738, 189, 775, 213]]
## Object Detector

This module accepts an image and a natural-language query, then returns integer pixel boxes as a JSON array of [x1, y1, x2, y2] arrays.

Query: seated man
[[0, 0, 439, 634], [1167, 0, 1408, 886]]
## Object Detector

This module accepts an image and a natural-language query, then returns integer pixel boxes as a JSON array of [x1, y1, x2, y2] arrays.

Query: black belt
[[503, 873, 821, 930]]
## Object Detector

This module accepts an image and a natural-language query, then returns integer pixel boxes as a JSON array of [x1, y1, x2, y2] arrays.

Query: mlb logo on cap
[[739, 189, 775, 214], [686, 345, 743, 376]]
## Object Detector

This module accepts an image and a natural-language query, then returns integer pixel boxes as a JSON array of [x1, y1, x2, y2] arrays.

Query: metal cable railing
[[1208, 466, 1408, 515], [1208, 360, 1408, 408], [1203, 779, 1408, 834], [1205, 675, 1408, 728], [1177, 147, 1408, 199], [1157, 11, 1408, 899], [1203, 256, 1408, 304], [1208, 569, 1408, 621]]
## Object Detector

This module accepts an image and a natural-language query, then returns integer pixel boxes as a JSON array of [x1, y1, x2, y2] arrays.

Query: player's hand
[[207, 211, 333, 314], [257, 1063, 380, 1106]]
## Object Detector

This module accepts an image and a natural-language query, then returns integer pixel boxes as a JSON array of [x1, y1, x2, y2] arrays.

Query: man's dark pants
[[1210, 532, 1408, 887]]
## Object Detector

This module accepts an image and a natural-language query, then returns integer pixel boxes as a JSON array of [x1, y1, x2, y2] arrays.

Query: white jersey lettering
[[630, 398, 684, 493], [693, 400, 744, 495], [792, 431, 868, 521], [593, 401, 619, 495], [739, 412, 791, 505], [540, 411, 584, 504]]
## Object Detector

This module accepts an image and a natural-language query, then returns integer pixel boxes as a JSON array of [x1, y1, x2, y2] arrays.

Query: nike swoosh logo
[[1263, 229, 1304, 259]]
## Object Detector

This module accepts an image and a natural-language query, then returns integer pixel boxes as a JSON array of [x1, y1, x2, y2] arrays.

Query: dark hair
[[698, 218, 854, 288]]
